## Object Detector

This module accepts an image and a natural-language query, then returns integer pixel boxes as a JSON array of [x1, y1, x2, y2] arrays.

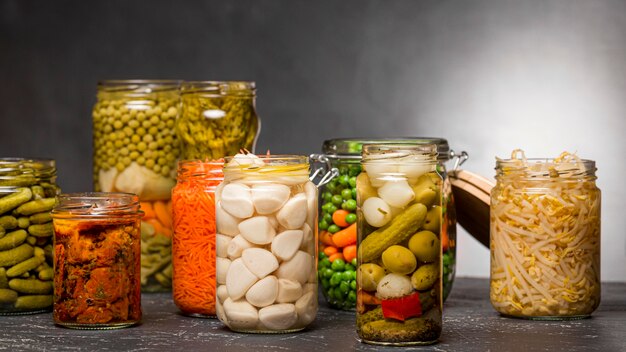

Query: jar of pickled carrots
[[312, 138, 462, 311], [178, 81, 260, 160], [490, 150, 601, 320], [215, 153, 317, 333], [51, 192, 143, 329], [0, 158, 59, 315], [171, 159, 224, 317], [356, 144, 442, 346], [92, 80, 181, 292]]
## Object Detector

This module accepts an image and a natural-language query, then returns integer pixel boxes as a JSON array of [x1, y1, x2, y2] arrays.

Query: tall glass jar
[[490, 150, 601, 319], [312, 138, 461, 311], [0, 158, 59, 315], [171, 159, 224, 317], [177, 81, 260, 160], [356, 144, 442, 346], [51, 192, 143, 329], [92, 80, 181, 292], [215, 154, 318, 333]]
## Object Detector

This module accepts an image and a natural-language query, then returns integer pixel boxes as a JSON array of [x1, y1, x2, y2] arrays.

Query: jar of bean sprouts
[[489, 150, 601, 320]]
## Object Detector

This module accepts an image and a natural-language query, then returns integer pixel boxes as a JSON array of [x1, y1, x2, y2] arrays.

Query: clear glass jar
[[312, 138, 461, 310], [490, 150, 601, 319], [92, 80, 181, 292], [215, 154, 318, 333], [178, 81, 260, 160], [171, 159, 224, 317], [51, 192, 143, 329], [356, 144, 442, 346], [0, 158, 59, 315]]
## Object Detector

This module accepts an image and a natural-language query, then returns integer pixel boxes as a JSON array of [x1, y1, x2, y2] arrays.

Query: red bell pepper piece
[[381, 292, 422, 321]]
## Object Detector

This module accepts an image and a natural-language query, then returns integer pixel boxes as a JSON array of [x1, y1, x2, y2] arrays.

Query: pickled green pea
[[348, 290, 357, 302], [323, 268, 334, 279], [331, 195, 343, 206], [348, 176, 357, 188], [345, 213, 357, 224], [338, 174, 349, 186], [319, 252, 327, 260], [342, 270, 354, 281], [350, 280, 357, 290], [328, 224, 340, 234], [333, 286, 345, 299], [339, 281, 350, 294], [331, 258, 345, 271], [323, 213, 332, 224], [341, 188, 352, 200], [327, 205, 338, 214], [344, 264, 355, 272], [344, 199, 357, 211], [319, 258, 331, 268], [322, 278, 330, 288], [323, 192, 333, 202], [330, 272, 342, 287], [319, 220, 329, 230]]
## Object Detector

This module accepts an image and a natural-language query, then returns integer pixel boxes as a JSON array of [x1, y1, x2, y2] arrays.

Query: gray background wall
[[1, 0, 625, 281]]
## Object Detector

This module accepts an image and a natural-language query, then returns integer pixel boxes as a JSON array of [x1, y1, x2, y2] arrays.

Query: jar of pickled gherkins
[[356, 144, 442, 346], [490, 150, 601, 320], [0, 158, 59, 315], [215, 153, 317, 333], [311, 138, 463, 310], [171, 159, 224, 317], [178, 81, 260, 160], [51, 192, 143, 329], [92, 80, 181, 292]]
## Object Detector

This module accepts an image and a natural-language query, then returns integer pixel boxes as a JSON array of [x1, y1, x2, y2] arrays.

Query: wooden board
[[449, 170, 494, 248]]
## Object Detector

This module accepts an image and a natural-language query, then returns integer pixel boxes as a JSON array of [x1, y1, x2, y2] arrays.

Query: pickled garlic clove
[[241, 248, 279, 279], [271, 230, 303, 262], [245, 275, 278, 308], [216, 203, 241, 236], [362, 197, 392, 227], [276, 278, 303, 303], [258, 304, 297, 331], [275, 250, 312, 285], [238, 216, 276, 245], [216, 234, 231, 258], [377, 179, 415, 208], [227, 235, 254, 260], [299, 223, 315, 254], [216, 257, 231, 285], [226, 258, 258, 300], [304, 181, 317, 225], [276, 193, 308, 230], [217, 284, 229, 304], [295, 291, 317, 326], [220, 183, 254, 219], [251, 183, 291, 215], [223, 298, 259, 329]]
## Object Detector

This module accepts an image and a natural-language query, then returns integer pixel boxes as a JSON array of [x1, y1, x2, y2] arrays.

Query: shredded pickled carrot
[[171, 160, 223, 316]]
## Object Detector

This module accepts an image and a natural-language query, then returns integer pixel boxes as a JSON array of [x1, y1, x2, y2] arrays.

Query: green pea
[[338, 174, 350, 186], [319, 251, 328, 260], [342, 270, 354, 282], [338, 166, 349, 175], [322, 278, 330, 289], [319, 220, 329, 230], [344, 199, 357, 211], [319, 258, 331, 268], [326, 182, 337, 193], [344, 264, 355, 272], [330, 272, 342, 287], [323, 268, 334, 279], [349, 165, 362, 176], [345, 213, 357, 224], [327, 287, 335, 299], [339, 281, 350, 294], [323, 213, 332, 224], [348, 176, 357, 188], [348, 290, 357, 302], [351, 188, 357, 199], [331, 258, 345, 271], [341, 188, 352, 200], [331, 195, 343, 206], [328, 224, 340, 234], [327, 205, 338, 214], [334, 286, 345, 299], [350, 280, 357, 290], [323, 192, 333, 202], [351, 258, 357, 267]]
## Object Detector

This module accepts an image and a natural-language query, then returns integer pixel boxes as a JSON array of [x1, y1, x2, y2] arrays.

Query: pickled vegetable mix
[[490, 150, 601, 319], [356, 144, 442, 345]]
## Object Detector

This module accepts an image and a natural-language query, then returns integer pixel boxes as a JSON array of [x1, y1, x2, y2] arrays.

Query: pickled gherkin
[[178, 81, 260, 160]]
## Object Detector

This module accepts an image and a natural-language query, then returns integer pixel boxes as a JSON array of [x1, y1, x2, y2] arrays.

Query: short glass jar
[[178, 81, 260, 160], [215, 154, 318, 333], [51, 192, 143, 329], [356, 144, 442, 346], [0, 158, 59, 315], [92, 80, 181, 292], [171, 159, 224, 317], [490, 150, 601, 320], [312, 138, 463, 310]]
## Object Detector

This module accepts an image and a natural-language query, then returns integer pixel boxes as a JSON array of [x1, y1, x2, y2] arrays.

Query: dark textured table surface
[[0, 278, 624, 352]]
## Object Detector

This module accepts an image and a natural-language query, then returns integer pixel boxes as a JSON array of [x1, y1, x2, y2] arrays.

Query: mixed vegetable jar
[[312, 138, 460, 310], [51, 192, 143, 329], [215, 153, 318, 333], [0, 158, 59, 315], [356, 144, 442, 345], [490, 150, 601, 319], [92, 80, 181, 292], [178, 81, 260, 160], [171, 159, 224, 317]]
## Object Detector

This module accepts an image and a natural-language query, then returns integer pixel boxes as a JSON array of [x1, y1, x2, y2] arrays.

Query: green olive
[[408, 230, 440, 263], [411, 263, 438, 291], [381, 245, 417, 275], [422, 206, 441, 233], [357, 263, 385, 292]]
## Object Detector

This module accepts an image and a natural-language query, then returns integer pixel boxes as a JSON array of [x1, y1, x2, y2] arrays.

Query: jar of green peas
[[311, 138, 465, 310], [92, 80, 181, 292]]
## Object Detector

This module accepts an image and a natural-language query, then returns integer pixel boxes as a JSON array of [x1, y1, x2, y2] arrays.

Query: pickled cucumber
[[0, 288, 18, 304], [8, 278, 53, 294], [0, 188, 32, 215], [411, 263, 439, 291], [360, 317, 440, 342], [0, 229, 28, 251], [0, 243, 34, 267], [15, 198, 55, 216], [356, 306, 383, 326], [358, 203, 427, 263], [14, 295, 52, 310]]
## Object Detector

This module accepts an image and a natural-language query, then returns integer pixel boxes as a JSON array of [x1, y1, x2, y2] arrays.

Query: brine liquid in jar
[[356, 144, 442, 346], [215, 153, 318, 333], [490, 150, 601, 319]]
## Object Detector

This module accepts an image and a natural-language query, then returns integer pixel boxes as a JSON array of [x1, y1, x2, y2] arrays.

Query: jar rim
[[496, 158, 596, 179], [0, 157, 56, 185], [181, 81, 256, 96], [52, 192, 142, 218], [322, 137, 451, 161], [97, 80, 181, 93]]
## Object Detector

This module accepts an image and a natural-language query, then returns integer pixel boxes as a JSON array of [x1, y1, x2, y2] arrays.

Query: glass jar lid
[[322, 137, 451, 161], [0, 157, 56, 187], [52, 192, 142, 219], [181, 81, 256, 97]]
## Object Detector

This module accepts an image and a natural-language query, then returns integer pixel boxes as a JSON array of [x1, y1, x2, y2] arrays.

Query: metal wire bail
[[450, 150, 469, 172], [309, 154, 339, 188]]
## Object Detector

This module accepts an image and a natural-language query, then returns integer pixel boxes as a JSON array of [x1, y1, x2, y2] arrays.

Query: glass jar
[[51, 192, 143, 329], [171, 159, 224, 317], [490, 150, 601, 319], [356, 144, 443, 345], [178, 81, 260, 160], [312, 138, 462, 310], [92, 80, 181, 292], [215, 154, 318, 333], [0, 158, 59, 315]]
